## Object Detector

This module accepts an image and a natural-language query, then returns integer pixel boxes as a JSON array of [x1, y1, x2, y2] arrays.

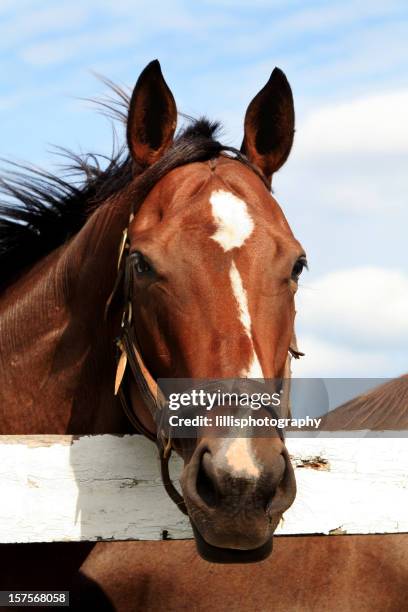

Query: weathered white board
[[0, 434, 407, 543]]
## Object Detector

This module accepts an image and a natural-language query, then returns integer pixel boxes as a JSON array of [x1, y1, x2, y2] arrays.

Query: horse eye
[[133, 251, 153, 275], [291, 256, 308, 281]]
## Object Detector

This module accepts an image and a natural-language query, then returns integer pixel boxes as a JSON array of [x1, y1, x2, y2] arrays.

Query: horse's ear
[[241, 67, 295, 185], [127, 60, 177, 168]]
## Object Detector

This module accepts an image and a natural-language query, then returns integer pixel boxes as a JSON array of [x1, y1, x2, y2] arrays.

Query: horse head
[[111, 60, 306, 562]]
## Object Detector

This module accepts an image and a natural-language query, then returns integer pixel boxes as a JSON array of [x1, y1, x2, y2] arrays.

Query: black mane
[[0, 149, 132, 287], [0, 88, 265, 289]]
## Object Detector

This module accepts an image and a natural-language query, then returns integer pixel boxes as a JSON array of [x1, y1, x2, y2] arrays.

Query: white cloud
[[20, 26, 139, 67], [278, 151, 407, 215], [291, 334, 390, 377], [295, 90, 408, 156], [18, 2, 226, 67], [296, 267, 408, 350], [0, 6, 88, 51]]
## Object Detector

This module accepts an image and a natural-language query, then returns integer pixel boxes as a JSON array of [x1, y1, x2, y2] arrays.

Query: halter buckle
[[114, 340, 128, 395], [117, 228, 129, 271]]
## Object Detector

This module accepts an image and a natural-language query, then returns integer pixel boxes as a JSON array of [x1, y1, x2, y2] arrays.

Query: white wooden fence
[[0, 435, 407, 543]]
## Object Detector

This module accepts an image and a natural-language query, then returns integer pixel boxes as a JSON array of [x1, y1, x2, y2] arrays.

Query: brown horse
[[318, 374, 408, 430], [72, 535, 408, 612], [0, 60, 306, 561]]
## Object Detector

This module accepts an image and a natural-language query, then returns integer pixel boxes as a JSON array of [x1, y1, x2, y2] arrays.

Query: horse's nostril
[[265, 453, 291, 515], [264, 486, 279, 514], [196, 451, 217, 508]]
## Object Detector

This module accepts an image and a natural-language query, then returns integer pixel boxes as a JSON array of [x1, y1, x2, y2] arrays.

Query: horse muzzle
[[179, 438, 296, 562]]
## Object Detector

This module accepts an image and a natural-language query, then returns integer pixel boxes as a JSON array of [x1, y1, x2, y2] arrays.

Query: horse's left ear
[[127, 59, 177, 168], [241, 67, 295, 185]]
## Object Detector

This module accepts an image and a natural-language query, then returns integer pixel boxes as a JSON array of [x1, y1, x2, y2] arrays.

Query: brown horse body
[[74, 535, 408, 612], [0, 190, 132, 434], [319, 374, 408, 430], [2, 535, 406, 611]]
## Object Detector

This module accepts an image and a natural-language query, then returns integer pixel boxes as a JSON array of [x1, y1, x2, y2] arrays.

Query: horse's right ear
[[127, 60, 177, 168]]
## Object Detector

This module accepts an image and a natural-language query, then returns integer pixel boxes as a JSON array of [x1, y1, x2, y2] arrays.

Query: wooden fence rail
[[0, 435, 407, 543]]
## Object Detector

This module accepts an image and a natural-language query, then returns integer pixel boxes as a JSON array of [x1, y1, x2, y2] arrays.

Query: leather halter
[[107, 162, 305, 516], [108, 229, 188, 513]]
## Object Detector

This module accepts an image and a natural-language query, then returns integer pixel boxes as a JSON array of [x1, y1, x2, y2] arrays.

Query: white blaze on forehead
[[210, 189, 254, 251], [224, 438, 260, 478], [209, 189, 263, 378], [208, 190, 265, 482]]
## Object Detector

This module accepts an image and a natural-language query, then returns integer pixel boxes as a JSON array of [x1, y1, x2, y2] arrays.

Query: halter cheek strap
[[109, 225, 188, 514], [115, 325, 189, 514]]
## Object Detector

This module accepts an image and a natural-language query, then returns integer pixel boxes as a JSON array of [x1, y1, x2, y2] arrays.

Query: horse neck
[[0, 194, 132, 434]]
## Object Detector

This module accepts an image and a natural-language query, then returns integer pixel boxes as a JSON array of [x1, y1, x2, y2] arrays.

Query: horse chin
[[190, 522, 273, 564]]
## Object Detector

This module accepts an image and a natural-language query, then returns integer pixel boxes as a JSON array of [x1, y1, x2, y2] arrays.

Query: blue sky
[[1, 0, 407, 378]]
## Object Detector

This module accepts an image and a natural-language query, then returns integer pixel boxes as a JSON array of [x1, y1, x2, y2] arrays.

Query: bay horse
[[0, 60, 306, 562]]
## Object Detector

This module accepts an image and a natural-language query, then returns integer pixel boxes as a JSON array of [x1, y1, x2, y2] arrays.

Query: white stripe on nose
[[229, 262, 263, 378]]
